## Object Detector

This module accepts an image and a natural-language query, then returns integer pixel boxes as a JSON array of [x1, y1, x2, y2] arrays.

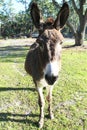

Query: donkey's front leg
[[37, 87, 45, 129], [46, 86, 54, 119]]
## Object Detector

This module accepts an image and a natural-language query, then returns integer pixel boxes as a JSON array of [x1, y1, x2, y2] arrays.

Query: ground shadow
[[0, 87, 36, 92], [0, 45, 30, 51], [0, 112, 38, 127], [63, 44, 87, 49], [0, 45, 30, 63], [63, 44, 76, 49]]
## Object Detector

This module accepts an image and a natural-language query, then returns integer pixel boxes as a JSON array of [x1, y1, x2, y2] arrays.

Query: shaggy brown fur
[[25, 2, 69, 129], [25, 29, 63, 82], [25, 42, 48, 82]]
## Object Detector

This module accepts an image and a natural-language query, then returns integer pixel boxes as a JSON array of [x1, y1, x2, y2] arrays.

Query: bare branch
[[83, 0, 86, 4], [85, 8, 87, 23], [52, 0, 60, 8], [80, 0, 86, 5], [79, 0, 85, 15], [63, 0, 66, 3], [71, 0, 80, 15], [66, 20, 76, 34]]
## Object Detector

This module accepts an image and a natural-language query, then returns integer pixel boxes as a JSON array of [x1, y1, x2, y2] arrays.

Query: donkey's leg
[[46, 86, 54, 119], [37, 87, 45, 128]]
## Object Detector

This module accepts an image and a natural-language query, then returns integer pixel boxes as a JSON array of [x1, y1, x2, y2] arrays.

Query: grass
[[0, 39, 87, 130]]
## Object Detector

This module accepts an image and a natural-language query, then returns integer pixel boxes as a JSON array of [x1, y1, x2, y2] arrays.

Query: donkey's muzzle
[[45, 74, 58, 85]]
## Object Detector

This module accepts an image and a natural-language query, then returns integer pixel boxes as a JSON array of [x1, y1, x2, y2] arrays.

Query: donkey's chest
[[36, 78, 49, 88]]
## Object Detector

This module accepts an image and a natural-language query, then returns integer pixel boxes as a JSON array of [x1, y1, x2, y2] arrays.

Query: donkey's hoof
[[39, 118, 44, 129]]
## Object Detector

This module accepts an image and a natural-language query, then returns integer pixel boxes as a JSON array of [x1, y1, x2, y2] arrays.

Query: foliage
[[0, 0, 87, 41], [31, 0, 57, 18], [0, 0, 57, 38], [1, 11, 31, 38], [0, 0, 31, 38]]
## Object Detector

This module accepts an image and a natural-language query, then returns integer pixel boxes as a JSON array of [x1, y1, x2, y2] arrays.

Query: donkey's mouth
[[45, 75, 58, 85]]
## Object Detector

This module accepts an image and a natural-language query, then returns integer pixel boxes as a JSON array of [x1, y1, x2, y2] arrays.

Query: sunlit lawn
[[0, 39, 87, 130]]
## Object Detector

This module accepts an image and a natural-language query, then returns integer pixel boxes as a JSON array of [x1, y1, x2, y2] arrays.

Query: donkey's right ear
[[31, 2, 43, 29]]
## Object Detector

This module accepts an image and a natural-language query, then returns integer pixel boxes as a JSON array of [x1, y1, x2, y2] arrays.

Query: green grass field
[[0, 39, 87, 130]]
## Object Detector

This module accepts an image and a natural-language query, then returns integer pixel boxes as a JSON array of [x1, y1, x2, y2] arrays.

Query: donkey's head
[[31, 2, 69, 85]]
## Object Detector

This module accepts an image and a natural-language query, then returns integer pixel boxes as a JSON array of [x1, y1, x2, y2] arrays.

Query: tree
[[0, 0, 5, 7], [52, 0, 87, 46], [0, 0, 15, 37], [0, 0, 31, 38], [16, 0, 31, 34]]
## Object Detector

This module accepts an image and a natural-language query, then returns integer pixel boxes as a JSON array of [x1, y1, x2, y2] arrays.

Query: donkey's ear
[[31, 2, 43, 28], [54, 3, 69, 29]]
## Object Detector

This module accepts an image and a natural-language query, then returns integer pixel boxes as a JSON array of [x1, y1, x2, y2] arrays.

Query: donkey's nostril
[[52, 75, 58, 81], [45, 74, 58, 85]]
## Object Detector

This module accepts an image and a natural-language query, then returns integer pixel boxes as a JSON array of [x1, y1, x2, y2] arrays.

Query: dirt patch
[[0, 38, 87, 51], [0, 38, 36, 47]]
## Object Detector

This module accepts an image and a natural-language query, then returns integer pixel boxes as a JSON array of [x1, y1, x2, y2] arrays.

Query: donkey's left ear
[[31, 2, 43, 29], [54, 3, 69, 29]]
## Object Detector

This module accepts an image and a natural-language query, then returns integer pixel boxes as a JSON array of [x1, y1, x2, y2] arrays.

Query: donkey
[[25, 2, 69, 128]]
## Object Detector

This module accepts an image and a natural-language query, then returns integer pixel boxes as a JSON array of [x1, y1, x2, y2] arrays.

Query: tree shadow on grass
[[0, 87, 36, 92], [0, 112, 39, 127], [0, 87, 39, 127], [0, 45, 30, 51], [63, 44, 75, 49], [0, 45, 30, 63]]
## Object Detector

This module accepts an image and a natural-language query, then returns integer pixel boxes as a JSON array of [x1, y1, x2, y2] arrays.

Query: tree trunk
[[74, 19, 86, 46], [74, 31, 84, 46]]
